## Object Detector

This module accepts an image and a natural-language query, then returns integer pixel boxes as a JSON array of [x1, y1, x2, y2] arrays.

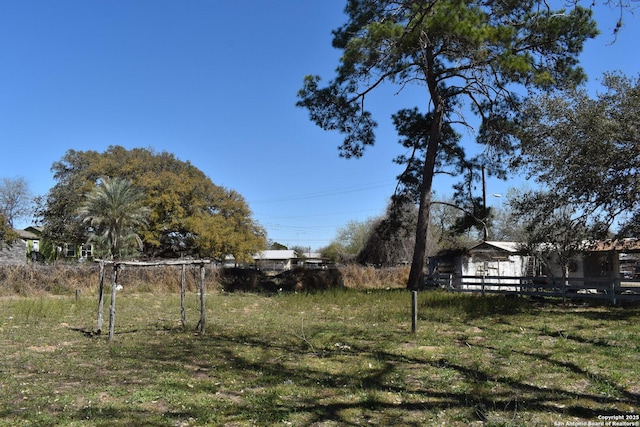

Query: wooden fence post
[[108, 263, 119, 341]]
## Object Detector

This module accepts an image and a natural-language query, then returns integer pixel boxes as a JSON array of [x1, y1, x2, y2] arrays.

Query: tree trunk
[[407, 105, 443, 289], [407, 57, 444, 289]]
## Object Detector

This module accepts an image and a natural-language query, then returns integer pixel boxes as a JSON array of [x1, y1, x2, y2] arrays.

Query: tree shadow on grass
[[418, 292, 640, 322], [32, 303, 638, 427], [110, 328, 637, 426], [472, 339, 640, 405]]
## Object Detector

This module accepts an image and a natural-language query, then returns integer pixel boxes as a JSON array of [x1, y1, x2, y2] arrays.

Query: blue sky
[[1, 1, 638, 250]]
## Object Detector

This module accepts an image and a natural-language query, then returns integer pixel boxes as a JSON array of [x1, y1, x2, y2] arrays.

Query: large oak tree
[[297, 0, 599, 289], [41, 146, 266, 260]]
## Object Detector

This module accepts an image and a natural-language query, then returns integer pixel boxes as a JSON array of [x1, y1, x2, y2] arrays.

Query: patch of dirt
[[27, 345, 57, 353], [466, 336, 487, 345], [214, 390, 244, 405]]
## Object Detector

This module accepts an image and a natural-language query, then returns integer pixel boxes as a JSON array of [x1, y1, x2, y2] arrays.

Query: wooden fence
[[424, 274, 640, 305]]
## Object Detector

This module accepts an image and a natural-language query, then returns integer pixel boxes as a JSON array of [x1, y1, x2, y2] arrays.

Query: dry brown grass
[[0, 263, 222, 296], [0, 263, 406, 296], [0, 264, 97, 296], [340, 264, 409, 289]]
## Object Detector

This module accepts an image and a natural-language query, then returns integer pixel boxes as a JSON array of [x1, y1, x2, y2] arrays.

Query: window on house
[[65, 244, 76, 257], [81, 244, 92, 259]]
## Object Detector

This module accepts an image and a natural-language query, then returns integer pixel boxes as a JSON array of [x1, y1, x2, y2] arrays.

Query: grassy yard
[[1, 289, 638, 426]]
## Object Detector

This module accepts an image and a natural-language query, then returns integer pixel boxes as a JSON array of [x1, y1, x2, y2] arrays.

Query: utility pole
[[482, 166, 487, 241]]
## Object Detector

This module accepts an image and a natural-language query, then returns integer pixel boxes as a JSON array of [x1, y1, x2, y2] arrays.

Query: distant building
[[0, 228, 41, 266], [225, 249, 329, 271], [429, 239, 640, 285]]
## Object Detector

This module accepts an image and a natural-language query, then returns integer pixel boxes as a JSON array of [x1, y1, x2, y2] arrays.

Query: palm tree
[[78, 177, 150, 259]]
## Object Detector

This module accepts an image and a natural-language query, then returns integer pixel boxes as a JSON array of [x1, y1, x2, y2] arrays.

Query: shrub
[[218, 267, 344, 293]]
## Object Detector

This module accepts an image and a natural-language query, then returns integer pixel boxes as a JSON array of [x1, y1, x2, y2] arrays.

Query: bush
[[218, 267, 344, 293]]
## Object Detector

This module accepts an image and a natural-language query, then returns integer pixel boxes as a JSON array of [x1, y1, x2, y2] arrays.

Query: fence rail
[[424, 274, 640, 305]]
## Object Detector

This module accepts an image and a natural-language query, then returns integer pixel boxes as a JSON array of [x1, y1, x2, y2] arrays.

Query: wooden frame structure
[[96, 259, 211, 341]]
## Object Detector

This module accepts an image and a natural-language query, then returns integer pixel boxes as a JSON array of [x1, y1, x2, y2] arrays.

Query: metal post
[[180, 264, 186, 328], [97, 261, 105, 334], [411, 290, 418, 334], [198, 263, 206, 334]]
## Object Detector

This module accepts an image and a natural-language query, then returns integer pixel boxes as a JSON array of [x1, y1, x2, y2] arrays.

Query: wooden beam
[[96, 259, 211, 267]]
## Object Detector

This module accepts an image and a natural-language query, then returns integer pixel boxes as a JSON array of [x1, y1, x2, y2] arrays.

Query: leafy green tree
[[336, 218, 377, 255], [0, 212, 17, 248], [320, 241, 348, 264], [41, 146, 266, 261], [298, 0, 598, 289], [320, 218, 377, 263], [41, 149, 101, 247], [515, 72, 640, 236], [78, 177, 150, 259], [511, 196, 609, 281], [269, 241, 288, 250]]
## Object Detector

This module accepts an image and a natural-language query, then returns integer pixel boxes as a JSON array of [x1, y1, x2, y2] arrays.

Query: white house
[[428, 239, 640, 291], [429, 241, 531, 290]]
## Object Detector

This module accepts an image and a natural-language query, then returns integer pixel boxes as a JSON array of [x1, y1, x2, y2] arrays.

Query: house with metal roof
[[224, 249, 329, 271], [429, 239, 640, 285]]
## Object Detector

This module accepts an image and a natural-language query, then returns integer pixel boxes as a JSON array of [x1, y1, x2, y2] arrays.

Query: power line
[[250, 180, 396, 204], [255, 208, 382, 221]]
